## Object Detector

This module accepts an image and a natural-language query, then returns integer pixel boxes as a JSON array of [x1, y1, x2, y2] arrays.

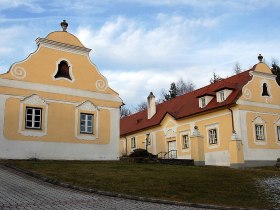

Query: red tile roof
[[120, 69, 252, 136]]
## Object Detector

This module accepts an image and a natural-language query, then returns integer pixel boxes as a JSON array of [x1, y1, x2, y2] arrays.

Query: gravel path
[[257, 176, 280, 208]]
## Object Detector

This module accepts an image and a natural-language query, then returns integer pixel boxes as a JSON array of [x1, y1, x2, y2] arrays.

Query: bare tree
[[120, 105, 132, 118], [176, 78, 195, 95], [233, 62, 242, 74], [135, 101, 147, 112]]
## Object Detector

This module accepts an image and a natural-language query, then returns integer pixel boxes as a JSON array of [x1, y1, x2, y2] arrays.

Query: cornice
[[35, 38, 91, 56]]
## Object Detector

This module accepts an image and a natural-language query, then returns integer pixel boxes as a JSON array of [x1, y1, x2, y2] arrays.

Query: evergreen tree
[[164, 82, 177, 100], [210, 72, 223, 84], [271, 61, 280, 86]]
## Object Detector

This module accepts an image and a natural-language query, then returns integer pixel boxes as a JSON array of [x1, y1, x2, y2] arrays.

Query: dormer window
[[215, 88, 233, 103], [262, 83, 270, 96], [198, 94, 214, 108], [201, 97, 206, 107], [219, 91, 225, 102]]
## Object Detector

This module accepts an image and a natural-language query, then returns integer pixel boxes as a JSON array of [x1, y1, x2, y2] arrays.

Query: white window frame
[[206, 123, 220, 148], [277, 126, 280, 142], [208, 128, 218, 145], [219, 91, 225, 102], [131, 137, 136, 149], [255, 124, 265, 141], [182, 133, 190, 149], [25, 107, 42, 130], [252, 116, 267, 145], [201, 97, 206, 107], [80, 113, 94, 134]]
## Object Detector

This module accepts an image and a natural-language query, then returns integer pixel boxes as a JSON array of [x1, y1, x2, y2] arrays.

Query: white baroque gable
[[21, 94, 46, 106], [253, 116, 266, 124], [165, 129, 176, 139], [77, 101, 98, 111]]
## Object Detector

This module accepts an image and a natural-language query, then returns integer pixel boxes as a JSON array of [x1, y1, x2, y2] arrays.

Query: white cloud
[[0, 0, 44, 13], [77, 15, 219, 70], [75, 14, 280, 107]]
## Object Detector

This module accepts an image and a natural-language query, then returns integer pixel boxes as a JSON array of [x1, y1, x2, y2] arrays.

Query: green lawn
[[2, 160, 279, 209]]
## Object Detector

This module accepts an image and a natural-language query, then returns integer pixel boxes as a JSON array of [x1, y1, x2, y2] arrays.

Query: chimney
[[147, 92, 156, 119]]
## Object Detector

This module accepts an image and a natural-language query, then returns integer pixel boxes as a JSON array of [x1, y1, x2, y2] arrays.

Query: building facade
[[120, 57, 280, 167], [0, 21, 122, 160]]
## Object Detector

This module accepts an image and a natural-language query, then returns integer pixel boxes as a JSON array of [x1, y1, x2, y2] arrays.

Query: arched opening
[[262, 83, 269, 96], [54, 60, 72, 80]]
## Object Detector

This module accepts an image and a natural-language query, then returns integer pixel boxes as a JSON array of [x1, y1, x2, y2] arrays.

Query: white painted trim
[[237, 99, 280, 110], [180, 130, 191, 152], [250, 71, 277, 79], [75, 101, 98, 141], [205, 150, 230, 166], [205, 123, 220, 149], [274, 118, 280, 145], [36, 38, 91, 56], [18, 95, 48, 137], [52, 58, 75, 83], [0, 78, 122, 103], [252, 116, 267, 145]]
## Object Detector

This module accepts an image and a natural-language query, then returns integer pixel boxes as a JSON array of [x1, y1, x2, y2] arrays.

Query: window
[[208, 129, 217, 144], [219, 91, 225, 102], [182, 134, 189, 149], [25, 107, 42, 129], [146, 133, 151, 146], [277, 126, 280, 142], [262, 83, 269, 96], [201, 97, 206, 107], [131, 137, 136, 149], [54, 60, 72, 80], [80, 113, 93, 134], [255, 124, 265, 141]]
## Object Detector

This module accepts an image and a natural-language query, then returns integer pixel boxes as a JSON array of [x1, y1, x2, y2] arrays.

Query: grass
[[1, 160, 280, 209]]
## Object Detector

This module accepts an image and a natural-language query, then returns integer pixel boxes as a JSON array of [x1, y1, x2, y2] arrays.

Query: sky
[[1, 0, 280, 110]]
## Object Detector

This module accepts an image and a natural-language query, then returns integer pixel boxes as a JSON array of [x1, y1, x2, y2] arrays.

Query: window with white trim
[[208, 128, 218, 144], [80, 113, 93, 134], [255, 124, 265, 141], [277, 126, 280, 142], [182, 134, 189, 149], [25, 107, 42, 129], [131, 137, 136, 149], [201, 97, 206, 107], [219, 91, 225, 102]]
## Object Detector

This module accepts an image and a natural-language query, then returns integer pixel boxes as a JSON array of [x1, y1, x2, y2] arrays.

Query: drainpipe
[[228, 108, 235, 132], [229, 108, 238, 140], [124, 136, 128, 156]]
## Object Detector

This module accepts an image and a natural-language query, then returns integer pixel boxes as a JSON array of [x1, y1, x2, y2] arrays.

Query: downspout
[[228, 108, 235, 132], [124, 136, 128, 156]]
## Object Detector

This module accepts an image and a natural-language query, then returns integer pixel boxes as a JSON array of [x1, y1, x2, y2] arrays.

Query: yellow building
[[0, 20, 122, 160], [120, 55, 280, 168]]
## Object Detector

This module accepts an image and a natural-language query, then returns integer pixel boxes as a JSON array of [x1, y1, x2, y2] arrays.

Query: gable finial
[[258, 54, 263, 63], [60, 20, 68, 32]]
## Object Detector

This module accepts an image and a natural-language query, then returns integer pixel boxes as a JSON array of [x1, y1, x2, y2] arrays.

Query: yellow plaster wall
[[246, 112, 280, 149], [1, 47, 117, 95], [240, 64, 280, 105], [3, 98, 111, 144], [0, 86, 121, 108]]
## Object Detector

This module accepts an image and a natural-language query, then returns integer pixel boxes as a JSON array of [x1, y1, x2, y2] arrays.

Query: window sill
[[20, 130, 46, 137]]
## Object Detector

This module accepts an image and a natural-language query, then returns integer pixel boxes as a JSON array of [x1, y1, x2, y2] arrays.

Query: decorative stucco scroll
[[95, 79, 107, 91], [11, 66, 26, 80], [243, 88, 252, 99]]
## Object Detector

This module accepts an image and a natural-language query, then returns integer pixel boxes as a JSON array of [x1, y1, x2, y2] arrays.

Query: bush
[[129, 149, 157, 159]]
